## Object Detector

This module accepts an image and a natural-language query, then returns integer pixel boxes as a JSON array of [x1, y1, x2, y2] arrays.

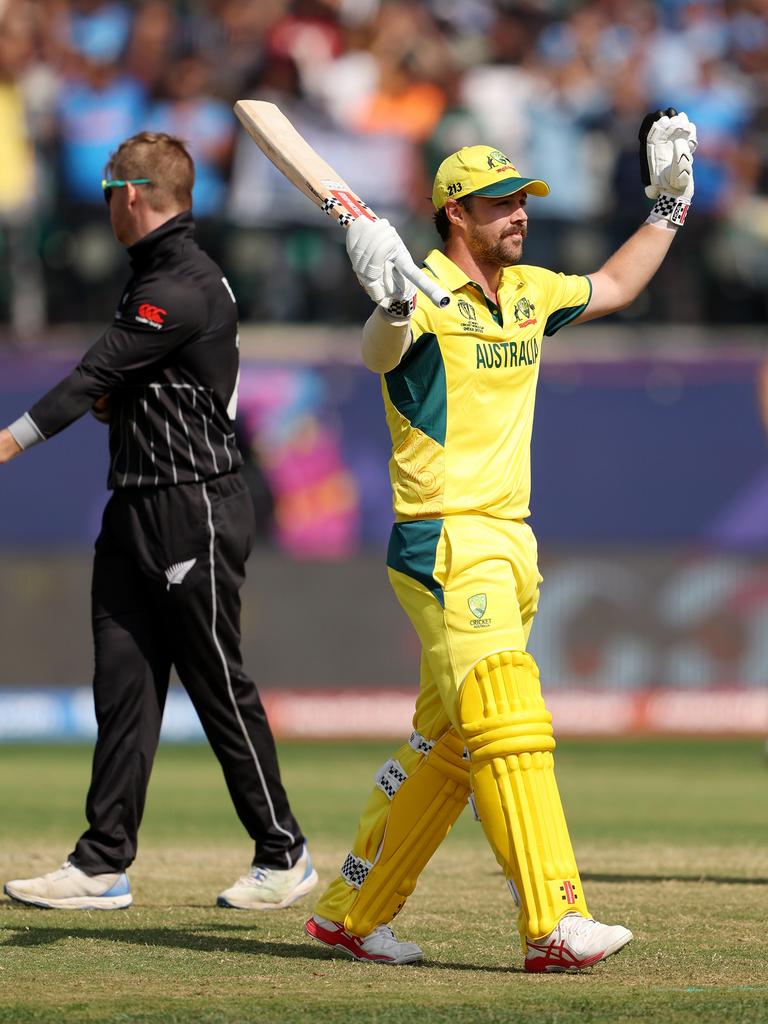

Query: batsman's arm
[[571, 220, 678, 324], [572, 107, 696, 325]]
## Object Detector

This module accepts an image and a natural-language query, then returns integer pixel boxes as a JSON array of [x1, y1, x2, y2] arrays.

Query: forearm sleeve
[[361, 307, 412, 374], [27, 362, 115, 439]]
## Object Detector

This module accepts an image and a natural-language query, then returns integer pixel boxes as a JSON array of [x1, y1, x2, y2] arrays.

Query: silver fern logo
[[165, 558, 197, 590]]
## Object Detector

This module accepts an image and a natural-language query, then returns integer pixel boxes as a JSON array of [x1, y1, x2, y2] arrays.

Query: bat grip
[[397, 259, 451, 309]]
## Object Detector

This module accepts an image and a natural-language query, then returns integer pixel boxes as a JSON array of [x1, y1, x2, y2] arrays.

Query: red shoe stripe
[[525, 938, 607, 973], [305, 918, 395, 962]]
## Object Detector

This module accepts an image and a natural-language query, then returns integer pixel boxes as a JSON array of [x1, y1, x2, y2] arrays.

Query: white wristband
[[8, 412, 45, 450]]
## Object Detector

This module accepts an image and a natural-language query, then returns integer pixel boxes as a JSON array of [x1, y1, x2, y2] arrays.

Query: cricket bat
[[234, 100, 450, 309]]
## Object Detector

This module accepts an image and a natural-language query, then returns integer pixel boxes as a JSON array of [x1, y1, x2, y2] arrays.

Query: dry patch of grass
[[1, 740, 767, 1023]]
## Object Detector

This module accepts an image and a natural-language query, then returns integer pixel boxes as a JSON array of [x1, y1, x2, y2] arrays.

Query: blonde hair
[[106, 132, 195, 212]]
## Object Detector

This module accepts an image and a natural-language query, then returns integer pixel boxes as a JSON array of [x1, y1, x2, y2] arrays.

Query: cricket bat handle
[[395, 254, 451, 309]]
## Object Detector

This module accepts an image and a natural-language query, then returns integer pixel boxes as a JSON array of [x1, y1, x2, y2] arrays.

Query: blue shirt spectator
[[57, 61, 146, 204], [147, 56, 234, 217], [69, 2, 133, 63]]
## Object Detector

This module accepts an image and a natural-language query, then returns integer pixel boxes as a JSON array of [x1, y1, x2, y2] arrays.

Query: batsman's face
[[462, 193, 528, 266]]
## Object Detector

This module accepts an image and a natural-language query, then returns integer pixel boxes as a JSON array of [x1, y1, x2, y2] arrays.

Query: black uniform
[[25, 211, 305, 873]]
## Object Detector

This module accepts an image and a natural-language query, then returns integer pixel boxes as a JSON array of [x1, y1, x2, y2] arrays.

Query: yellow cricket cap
[[432, 145, 549, 210]]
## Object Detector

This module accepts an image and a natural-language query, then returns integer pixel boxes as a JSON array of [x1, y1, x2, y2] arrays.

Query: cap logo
[[486, 150, 513, 170]]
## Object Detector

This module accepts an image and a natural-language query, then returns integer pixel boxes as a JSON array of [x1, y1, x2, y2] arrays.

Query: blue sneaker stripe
[[100, 874, 131, 898]]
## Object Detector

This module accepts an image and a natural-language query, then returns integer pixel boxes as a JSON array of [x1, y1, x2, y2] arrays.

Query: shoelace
[[556, 914, 596, 943], [237, 867, 271, 887], [367, 925, 397, 943]]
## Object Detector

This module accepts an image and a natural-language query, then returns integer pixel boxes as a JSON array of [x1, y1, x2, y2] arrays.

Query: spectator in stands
[[147, 54, 235, 218], [0, 0, 765, 328], [56, 55, 146, 207], [0, 4, 47, 335], [123, 0, 177, 93]]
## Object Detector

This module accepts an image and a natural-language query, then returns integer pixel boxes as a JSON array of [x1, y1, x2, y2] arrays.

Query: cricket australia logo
[[513, 296, 537, 329], [165, 558, 197, 590], [468, 593, 491, 627], [486, 150, 513, 171]]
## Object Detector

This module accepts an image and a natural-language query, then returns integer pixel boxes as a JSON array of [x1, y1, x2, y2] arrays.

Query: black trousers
[[70, 472, 305, 875]]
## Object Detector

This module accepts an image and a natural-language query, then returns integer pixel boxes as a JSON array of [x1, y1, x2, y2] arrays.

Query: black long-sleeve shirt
[[22, 211, 243, 489]]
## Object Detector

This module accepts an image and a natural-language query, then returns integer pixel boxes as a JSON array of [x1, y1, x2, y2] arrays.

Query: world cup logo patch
[[458, 298, 481, 332]]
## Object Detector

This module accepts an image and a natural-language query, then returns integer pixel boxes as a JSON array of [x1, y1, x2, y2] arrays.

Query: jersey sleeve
[[539, 271, 593, 337], [26, 277, 208, 440], [409, 290, 437, 348]]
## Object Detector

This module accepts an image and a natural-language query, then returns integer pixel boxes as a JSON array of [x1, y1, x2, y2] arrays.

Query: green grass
[[1, 739, 767, 1023]]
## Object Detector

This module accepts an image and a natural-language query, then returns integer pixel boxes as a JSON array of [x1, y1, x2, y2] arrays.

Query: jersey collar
[[127, 210, 196, 270], [421, 249, 474, 293], [421, 248, 522, 295]]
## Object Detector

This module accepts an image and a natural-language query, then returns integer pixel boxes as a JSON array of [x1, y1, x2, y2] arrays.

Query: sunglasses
[[101, 178, 151, 203]]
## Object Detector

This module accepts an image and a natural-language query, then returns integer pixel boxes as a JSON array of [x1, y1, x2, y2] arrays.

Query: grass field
[[1, 738, 767, 1024]]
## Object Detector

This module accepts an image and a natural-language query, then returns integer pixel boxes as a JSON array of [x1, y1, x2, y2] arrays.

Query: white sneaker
[[4, 862, 132, 910], [305, 914, 423, 964], [525, 912, 633, 973], [217, 845, 318, 909]]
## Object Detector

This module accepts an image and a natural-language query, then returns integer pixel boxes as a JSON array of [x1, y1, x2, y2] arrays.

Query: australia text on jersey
[[475, 337, 539, 370]]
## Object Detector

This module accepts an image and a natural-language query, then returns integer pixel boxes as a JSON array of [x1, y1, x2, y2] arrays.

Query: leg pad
[[344, 730, 470, 937], [459, 651, 587, 940]]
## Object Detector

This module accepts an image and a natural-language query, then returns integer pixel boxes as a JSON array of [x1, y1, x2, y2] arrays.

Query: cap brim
[[470, 176, 550, 199]]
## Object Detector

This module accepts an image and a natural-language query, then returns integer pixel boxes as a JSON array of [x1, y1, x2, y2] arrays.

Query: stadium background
[[1, 0, 767, 740]]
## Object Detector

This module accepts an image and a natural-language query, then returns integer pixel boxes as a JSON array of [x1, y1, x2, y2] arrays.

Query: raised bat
[[234, 100, 450, 309]]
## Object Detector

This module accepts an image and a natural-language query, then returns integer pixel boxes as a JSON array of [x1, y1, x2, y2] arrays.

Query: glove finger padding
[[669, 137, 693, 193], [346, 216, 417, 316], [346, 217, 394, 303]]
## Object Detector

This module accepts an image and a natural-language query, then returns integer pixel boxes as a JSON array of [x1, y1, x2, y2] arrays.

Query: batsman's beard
[[467, 224, 527, 267]]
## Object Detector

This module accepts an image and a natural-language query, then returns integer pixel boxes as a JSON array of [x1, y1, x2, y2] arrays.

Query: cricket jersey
[[19, 212, 242, 488], [382, 249, 591, 522]]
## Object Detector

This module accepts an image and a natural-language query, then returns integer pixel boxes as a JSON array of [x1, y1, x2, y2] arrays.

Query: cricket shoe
[[524, 912, 633, 973], [217, 844, 318, 909], [305, 914, 423, 964], [4, 862, 132, 910]]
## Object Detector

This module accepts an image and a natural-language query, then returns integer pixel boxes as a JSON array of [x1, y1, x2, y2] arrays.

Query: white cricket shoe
[[4, 862, 132, 910], [305, 914, 423, 964], [524, 912, 633, 973], [217, 844, 318, 909]]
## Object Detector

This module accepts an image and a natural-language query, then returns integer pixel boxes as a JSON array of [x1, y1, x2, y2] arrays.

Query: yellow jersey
[[382, 249, 591, 522]]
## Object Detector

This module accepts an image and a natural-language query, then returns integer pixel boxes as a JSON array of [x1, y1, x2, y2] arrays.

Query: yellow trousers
[[315, 514, 543, 927]]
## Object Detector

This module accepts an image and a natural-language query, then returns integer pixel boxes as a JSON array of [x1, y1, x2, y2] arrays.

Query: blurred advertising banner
[[2, 340, 767, 715], [0, 550, 766, 696], [2, 344, 768, 551], [0, 687, 765, 741]]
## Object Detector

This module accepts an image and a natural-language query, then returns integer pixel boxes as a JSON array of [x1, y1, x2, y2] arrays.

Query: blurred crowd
[[0, 0, 767, 331]]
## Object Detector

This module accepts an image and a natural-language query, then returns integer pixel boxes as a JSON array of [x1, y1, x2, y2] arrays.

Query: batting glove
[[639, 108, 697, 226], [346, 217, 417, 319]]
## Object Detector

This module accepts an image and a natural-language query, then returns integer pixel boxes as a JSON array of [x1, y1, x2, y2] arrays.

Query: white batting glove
[[346, 217, 417, 319], [639, 108, 697, 226]]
